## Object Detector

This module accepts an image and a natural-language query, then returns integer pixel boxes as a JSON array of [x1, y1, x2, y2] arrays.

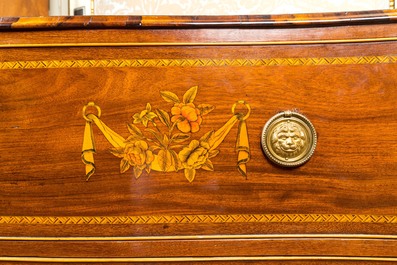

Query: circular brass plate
[[261, 111, 317, 167]]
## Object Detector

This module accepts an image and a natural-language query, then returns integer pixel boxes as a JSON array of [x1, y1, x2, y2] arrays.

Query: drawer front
[[1, 13, 397, 263]]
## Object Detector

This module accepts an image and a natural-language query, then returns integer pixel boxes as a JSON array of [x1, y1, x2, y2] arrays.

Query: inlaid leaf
[[157, 149, 173, 172], [198, 104, 215, 115], [160, 91, 180, 103], [133, 167, 143, 179], [110, 147, 124, 158], [145, 128, 163, 145], [149, 145, 161, 152], [183, 86, 198, 104], [156, 109, 171, 128], [208, 149, 220, 159], [200, 130, 214, 142], [146, 103, 152, 111], [120, 159, 130, 173], [125, 135, 142, 143], [170, 144, 185, 150], [201, 160, 214, 171], [163, 134, 169, 146], [169, 149, 181, 172], [127, 123, 143, 137], [171, 133, 190, 143], [184, 168, 196, 182]]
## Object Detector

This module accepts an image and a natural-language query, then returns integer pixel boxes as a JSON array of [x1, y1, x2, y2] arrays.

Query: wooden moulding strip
[[2, 234, 397, 262], [1, 234, 397, 241], [2, 10, 397, 30], [1, 256, 397, 263], [2, 36, 397, 48]]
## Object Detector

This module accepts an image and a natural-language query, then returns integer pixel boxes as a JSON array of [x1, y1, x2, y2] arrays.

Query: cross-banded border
[[1, 55, 397, 70], [0, 214, 396, 225]]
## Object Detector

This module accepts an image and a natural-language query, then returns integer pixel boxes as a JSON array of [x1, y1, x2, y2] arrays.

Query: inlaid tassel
[[81, 121, 96, 181], [236, 119, 250, 179], [82, 102, 126, 180]]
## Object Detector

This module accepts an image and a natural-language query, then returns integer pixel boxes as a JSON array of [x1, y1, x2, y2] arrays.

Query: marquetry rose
[[178, 137, 219, 182], [111, 140, 154, 179], [179, 140, 209, 169]]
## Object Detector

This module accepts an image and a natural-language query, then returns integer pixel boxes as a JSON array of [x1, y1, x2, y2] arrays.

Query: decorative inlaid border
[[1, 234, 397, 241], [2, 234, 397, 262], [1, 55, 397, 70], [2, 256, 397, 263], [1, 214, 396, 225]]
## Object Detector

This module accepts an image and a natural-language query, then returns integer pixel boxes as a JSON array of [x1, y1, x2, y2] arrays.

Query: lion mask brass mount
[[82, 86, 251, 182], [261, 110, 317, 167]]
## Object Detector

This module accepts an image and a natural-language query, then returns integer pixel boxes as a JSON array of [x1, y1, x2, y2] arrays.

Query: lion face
[[271, 121, 306, 158]]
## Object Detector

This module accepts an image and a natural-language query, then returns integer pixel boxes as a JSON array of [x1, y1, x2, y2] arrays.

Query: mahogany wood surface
[[1, 10, 397, 264]]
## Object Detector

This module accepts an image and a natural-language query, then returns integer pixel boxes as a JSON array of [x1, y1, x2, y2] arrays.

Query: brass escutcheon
[[261, 111, 317, 167]]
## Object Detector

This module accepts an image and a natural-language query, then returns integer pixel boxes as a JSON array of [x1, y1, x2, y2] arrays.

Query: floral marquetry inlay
[[82, 86, 251, 182]]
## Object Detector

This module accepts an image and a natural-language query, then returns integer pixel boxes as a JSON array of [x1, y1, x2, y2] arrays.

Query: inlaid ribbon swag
[[82, 86, 251, 182]]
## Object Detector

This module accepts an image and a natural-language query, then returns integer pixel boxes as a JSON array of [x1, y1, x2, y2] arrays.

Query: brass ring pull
[[261, 111, 317, 167]]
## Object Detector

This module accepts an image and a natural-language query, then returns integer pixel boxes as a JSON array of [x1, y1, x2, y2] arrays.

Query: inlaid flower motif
[[171, 103, 202, 133], [178, 139, 209, 170], [133, 103, 157, 127], [105, 85, 219, 183], [178, 139, 215, 182], [112, 140, 154, 178]]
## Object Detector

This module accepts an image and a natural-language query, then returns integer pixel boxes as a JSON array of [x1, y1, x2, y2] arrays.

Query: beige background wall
[[94, 0, 392, 15]]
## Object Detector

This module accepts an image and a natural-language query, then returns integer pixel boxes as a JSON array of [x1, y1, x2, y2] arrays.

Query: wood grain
[[0, 0, 48, 17], [0, 10, 397, 30], [1, 12, 397, 263]]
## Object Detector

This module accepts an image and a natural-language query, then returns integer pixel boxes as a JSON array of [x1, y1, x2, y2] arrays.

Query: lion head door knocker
[[261, 111, 317, 167]]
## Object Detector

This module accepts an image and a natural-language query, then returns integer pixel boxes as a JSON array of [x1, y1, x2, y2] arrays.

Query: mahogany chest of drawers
[[1, 10, 397, 264]]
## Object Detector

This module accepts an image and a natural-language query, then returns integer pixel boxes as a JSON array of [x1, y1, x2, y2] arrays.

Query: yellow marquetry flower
[[123, 140, 154, 178], [133, 103, 157, 127], [178, 140, 209, 170], [111, 140, 154, 179]]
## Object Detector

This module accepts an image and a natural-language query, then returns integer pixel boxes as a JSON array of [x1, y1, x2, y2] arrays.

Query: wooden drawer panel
[[1, 12, 397, 264]]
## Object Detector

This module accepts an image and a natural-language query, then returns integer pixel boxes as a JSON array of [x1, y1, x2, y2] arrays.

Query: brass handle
[[261, 111, 317, 167]]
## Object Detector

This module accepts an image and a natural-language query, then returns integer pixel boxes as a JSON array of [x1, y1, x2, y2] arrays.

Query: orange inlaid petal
[[196, 115, 203, 125], [171, 106, 181, 115], [181, 106, 198, 122], [177, 120, 191, 133], [190, 122, 200, 133], [171, 115, 182, 123]]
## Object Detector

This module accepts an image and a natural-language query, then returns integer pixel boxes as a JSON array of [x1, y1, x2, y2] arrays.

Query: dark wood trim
[[1, 10, 397, 31]]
